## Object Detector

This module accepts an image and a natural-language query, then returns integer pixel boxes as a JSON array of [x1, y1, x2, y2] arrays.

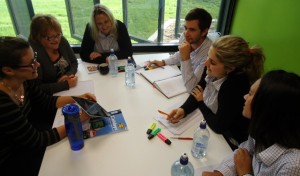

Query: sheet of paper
[[54, 80, 94, 96], [154, 102, 203, 135]]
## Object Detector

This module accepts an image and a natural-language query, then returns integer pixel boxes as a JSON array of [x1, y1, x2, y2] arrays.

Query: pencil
[[158, 110, 170, 117], [170, 137, 193, 140]]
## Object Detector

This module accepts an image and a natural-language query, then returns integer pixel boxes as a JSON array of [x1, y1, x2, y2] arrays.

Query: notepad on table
[[154, 103, 203, 135], [138, 65, 187, 98]]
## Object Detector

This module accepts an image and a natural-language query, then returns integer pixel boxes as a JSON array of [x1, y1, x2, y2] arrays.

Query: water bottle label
[[195, 142, 206, 149]]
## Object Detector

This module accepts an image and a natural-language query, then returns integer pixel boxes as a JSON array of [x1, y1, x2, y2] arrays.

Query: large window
[[1, 0, 235, 51]]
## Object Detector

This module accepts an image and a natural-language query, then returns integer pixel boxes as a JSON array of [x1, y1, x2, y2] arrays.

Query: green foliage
[[0, 0, 221, 44]]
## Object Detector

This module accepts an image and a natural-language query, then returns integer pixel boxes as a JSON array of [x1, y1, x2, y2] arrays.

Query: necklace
[[1, 81, 24, 106]]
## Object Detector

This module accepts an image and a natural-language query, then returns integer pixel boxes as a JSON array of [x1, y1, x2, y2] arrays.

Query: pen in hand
[[158, 110, 170, 118]]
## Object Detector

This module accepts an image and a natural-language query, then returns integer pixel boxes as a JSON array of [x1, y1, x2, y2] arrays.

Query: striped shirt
[[215, 137, 300, 176], [165, 33, 212, 92], [0, 80, 60, 165]]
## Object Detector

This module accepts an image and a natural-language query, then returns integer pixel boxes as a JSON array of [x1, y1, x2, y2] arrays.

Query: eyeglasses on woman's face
[[45, 33, 62, 42], [14, 52, 38, 70]]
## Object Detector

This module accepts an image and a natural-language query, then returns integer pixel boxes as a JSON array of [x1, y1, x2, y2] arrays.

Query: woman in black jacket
[[167, 35, 265, 149], [80, 4, 133, 64]]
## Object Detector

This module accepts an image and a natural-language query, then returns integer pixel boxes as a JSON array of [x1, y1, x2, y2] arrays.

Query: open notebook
[[138, 65, 187, 98]]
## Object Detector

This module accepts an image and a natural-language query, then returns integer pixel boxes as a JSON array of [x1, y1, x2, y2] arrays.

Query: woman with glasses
[[0, 36, 95, 175], [29, 14, 78, 95], [80, 4, 133, 64]]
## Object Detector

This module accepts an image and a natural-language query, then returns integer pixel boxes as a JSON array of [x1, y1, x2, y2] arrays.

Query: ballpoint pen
[[146, 122, 156, 134], [158, 110, 170, 118], [148, 128, 161, 139], [157, 132, 172, 145], [170, 137, 193, 140]]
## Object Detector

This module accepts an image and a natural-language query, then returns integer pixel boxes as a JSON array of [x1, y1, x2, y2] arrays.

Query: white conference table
[[38, 53, 232, 176]]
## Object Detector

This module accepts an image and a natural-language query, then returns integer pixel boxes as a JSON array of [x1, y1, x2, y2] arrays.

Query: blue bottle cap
[[200, 120, 206, 129], [62, 104, 80, 116], [179, 153, 189, 165]]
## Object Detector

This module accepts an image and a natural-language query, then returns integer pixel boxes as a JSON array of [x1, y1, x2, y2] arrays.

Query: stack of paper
[[155, 104, 203, 135]]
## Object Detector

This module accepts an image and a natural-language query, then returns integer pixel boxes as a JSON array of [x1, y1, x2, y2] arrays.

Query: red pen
[[170, 137, 193, 140], [157, 132, 172, 145]]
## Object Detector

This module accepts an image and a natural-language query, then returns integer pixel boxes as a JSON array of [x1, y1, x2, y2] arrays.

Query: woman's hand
[[66, 75, 78, 88], [77, 93, 97, 102], [167, 108, 185, 123], [234, 148, 252, 176], [191, 85, 204, 102], [89, 52, 102, 60]]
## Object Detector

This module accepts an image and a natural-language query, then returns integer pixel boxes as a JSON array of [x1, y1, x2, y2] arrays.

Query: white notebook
[[153, 75, 187, 98], [138, 65, 186, 98]]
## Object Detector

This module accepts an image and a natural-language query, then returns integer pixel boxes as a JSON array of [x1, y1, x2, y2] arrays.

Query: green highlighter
[[148, 128, 161, 139]]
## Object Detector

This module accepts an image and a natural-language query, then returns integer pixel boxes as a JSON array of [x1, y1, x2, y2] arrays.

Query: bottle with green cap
[[171, 153, 194, 176]]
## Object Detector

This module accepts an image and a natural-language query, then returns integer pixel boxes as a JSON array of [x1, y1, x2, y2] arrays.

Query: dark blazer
[[29, 36, 78, 95], [181, 69, 251, 148], [80, 20, 133, 64]]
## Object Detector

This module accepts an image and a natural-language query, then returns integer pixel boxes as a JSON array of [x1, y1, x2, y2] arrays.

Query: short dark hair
[[249, 70, 300, 151], [0, 36, 30, 78], [185, 8, 212, 31]]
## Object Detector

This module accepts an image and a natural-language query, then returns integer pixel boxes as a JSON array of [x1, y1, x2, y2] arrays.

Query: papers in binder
[[155, 105, 203, 135], [138, 65, 187, 98], [153, 75, 187, 98]]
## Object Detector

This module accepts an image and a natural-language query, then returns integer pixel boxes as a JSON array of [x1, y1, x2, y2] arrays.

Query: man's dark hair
[[185, 8, 212, 31]]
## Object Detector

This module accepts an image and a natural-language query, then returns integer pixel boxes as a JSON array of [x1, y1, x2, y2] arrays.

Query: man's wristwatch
[[162, 60, 166, 66]]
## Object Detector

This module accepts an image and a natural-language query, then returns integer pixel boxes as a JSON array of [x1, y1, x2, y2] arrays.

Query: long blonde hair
[[90, 4, 118, 42], [212, 35, 265, 83]]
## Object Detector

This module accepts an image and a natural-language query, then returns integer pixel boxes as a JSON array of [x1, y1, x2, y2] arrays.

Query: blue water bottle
[[62, 104, 84, 150]]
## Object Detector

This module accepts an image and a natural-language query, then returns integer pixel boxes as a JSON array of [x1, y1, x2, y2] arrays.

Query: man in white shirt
[[150, 8, 213, 92]]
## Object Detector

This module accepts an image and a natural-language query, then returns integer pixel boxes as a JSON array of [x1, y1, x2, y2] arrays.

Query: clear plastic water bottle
[[171, 153, 194, 176], [191, 120, 210, 158], [125, 56, 135, 87], [108, 48, 118, 76], [62, 104, 84, 151]]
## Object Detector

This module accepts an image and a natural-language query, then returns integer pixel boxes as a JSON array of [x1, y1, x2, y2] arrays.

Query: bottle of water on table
[[171, 153, 194, 176], [62, 104, 84, 151], [108, 48, 118, 76], [125, 56, 135, 87], [191, 119, 210, 158]]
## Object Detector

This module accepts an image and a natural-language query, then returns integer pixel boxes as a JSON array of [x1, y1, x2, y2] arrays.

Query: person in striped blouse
[[0, 36, 95, 175], [203, 70, 300, 176]]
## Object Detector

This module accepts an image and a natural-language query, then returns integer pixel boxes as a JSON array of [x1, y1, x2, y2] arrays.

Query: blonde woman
[[80, 4, 133, 64], [167, 35, 265, 149]]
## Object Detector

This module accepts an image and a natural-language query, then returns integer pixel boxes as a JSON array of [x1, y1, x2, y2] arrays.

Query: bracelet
[[162, 60, 166, 66]]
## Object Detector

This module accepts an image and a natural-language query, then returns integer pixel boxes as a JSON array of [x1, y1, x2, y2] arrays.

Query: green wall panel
[[230, 0, 300, 75]]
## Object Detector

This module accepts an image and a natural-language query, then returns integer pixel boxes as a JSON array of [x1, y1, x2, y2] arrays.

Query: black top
[[181, 69, 251, 147], [80, 20, 133, 64]]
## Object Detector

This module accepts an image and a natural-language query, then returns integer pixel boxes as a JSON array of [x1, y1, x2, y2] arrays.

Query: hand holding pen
[[159, 109, 185, 124]]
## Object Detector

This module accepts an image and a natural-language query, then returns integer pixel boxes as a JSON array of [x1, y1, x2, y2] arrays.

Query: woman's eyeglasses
[[45, 33, 62, 42], [14, 52, 38, 70]]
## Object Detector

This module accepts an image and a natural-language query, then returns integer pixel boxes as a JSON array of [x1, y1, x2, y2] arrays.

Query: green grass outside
[[0, 0, 221, 44]]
